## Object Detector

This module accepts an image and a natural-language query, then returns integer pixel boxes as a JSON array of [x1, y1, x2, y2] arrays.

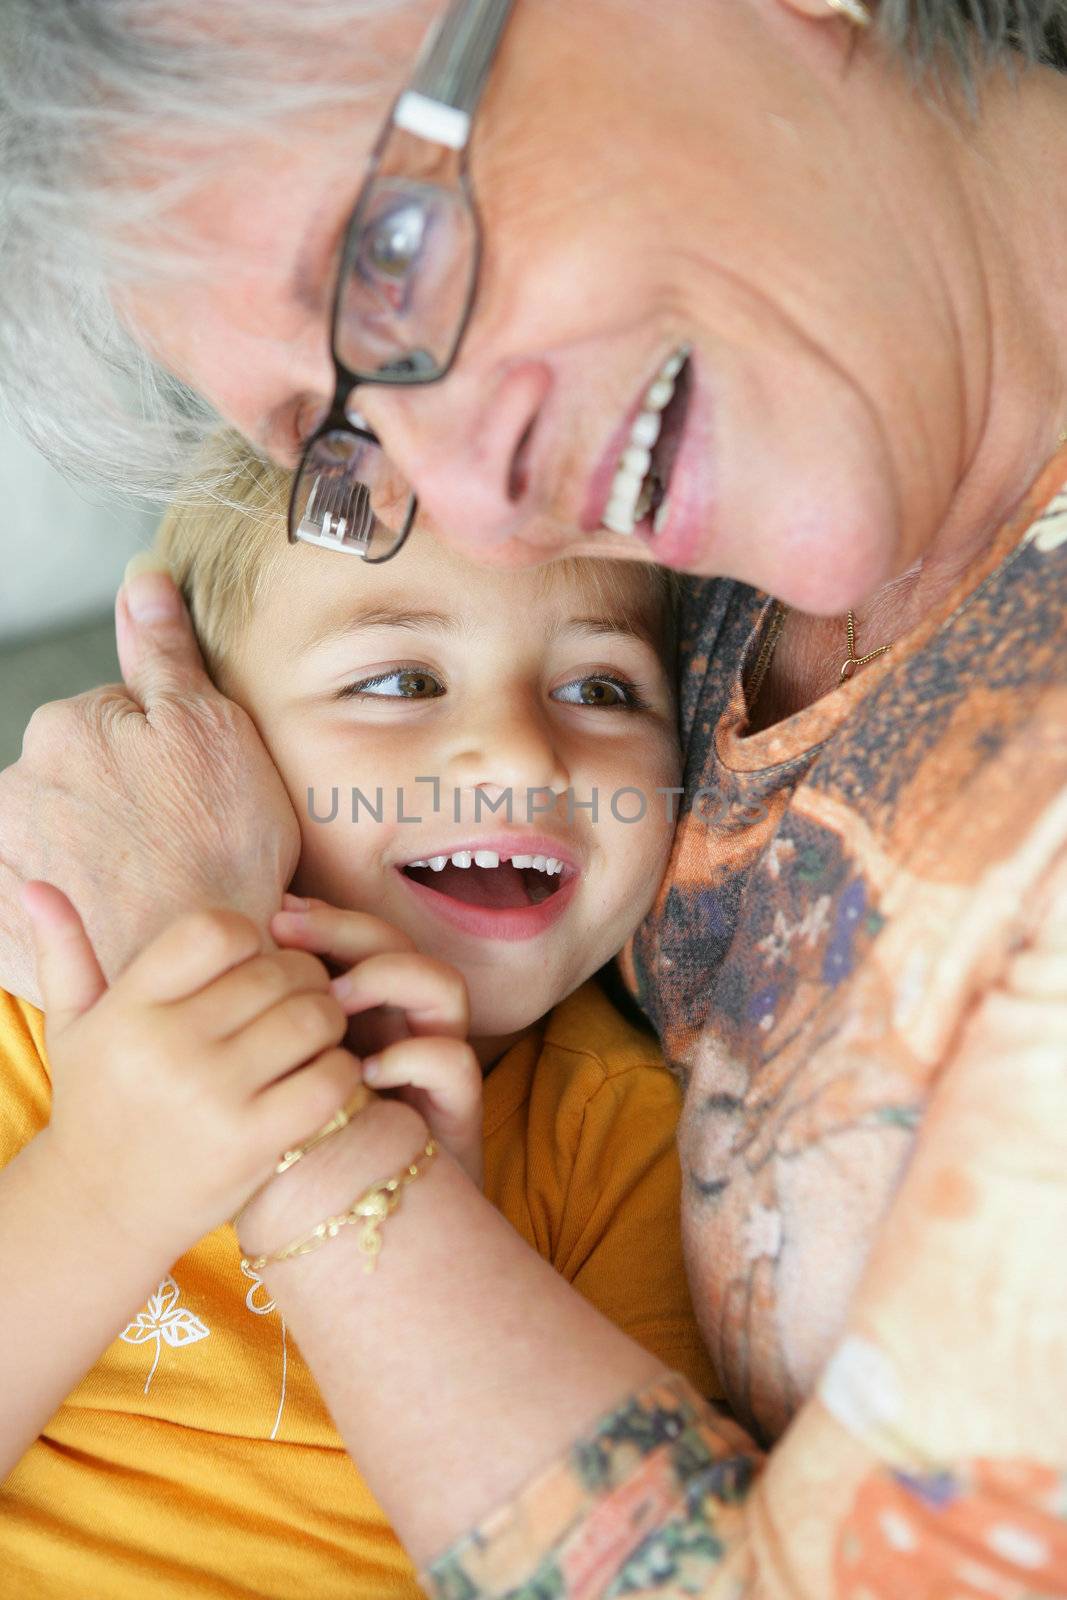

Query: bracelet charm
[[239, 1138, 438, 1274]]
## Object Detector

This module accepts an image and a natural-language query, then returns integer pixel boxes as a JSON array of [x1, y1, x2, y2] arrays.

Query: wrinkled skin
[[0, 582, 300, 1004]]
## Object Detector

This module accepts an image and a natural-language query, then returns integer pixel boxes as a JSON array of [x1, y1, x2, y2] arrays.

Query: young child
[[0, 434, 717, 1599]]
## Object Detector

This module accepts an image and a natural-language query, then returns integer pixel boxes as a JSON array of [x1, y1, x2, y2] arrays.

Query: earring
[[825, 0, 872, 25]]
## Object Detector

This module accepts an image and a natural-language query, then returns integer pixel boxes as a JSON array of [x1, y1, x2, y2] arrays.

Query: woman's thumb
[[115, 552, 215, 707], [19, 881, 108, 1031]]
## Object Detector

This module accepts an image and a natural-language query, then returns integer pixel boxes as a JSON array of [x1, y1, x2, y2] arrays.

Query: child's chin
[[468, 996, 542, 1042]]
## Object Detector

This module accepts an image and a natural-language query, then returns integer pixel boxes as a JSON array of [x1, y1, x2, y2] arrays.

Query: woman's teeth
[[602, 345, 690, 537], [407, 851, 565, 875]]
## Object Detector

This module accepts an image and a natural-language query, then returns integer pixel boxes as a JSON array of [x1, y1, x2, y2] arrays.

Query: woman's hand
[[22, 882, 361, 1267], [271, 894, 484, 1185], [0, 565, 300, 1005]]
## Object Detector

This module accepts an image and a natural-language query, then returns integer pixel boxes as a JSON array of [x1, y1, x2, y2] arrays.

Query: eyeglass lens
[[290, 429, 415, 559], [334, 173, 478, 382]]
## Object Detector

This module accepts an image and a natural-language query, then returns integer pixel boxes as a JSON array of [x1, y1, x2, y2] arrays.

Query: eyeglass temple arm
[[396, 0, 517, 149]]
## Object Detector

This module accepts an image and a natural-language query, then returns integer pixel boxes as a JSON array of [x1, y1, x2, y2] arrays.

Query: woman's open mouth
[[600, 346, 692, 539], [396, 844, 577, 941]]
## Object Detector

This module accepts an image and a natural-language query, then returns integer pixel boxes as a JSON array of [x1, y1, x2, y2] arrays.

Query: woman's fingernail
[[330, 973, 354, 1002], [124, 556, 180, 624], [362, 1056, 381, 1083]]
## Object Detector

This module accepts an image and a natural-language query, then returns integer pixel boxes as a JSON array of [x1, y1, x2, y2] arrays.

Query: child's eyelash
[[555, 673, 650, 711]]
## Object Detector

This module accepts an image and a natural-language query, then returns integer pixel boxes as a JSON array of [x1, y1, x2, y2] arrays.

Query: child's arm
[[0, 882, 361, 1482]]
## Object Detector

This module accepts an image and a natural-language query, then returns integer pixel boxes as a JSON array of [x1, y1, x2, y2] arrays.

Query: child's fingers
[[224, 986, 351, 1094], [182, 948, 334, 1041], [19, 881, 107, 1033], [362, 1036, 482, 1162], [330, 953, 470, 1038], [249, 1045, 366, 1167], [271, 903, 415, 971], [124, 908, 264, 1004]]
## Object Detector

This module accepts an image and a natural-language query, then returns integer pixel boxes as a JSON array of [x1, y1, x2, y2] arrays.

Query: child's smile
[[395, 833, 579, 942]]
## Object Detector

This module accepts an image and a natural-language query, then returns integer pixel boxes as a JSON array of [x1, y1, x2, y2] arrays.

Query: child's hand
[[271, 894, 484, 1186], [22, 881, 361, 1264]]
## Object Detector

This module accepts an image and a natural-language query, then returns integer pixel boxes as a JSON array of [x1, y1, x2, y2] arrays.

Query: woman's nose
[[353, 359, 555, 551]]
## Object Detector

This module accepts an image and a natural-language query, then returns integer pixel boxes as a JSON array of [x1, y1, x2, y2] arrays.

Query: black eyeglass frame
[[287, 0, 517, 562]]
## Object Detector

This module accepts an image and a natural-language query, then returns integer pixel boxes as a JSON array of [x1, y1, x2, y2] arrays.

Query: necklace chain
[[747, 602, 893, 709], [839, 609, 892, 681]]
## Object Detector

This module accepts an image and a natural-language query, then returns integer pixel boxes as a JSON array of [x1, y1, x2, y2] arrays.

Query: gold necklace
[[747, 602, 892, 707], [838, 609, 892, 682]]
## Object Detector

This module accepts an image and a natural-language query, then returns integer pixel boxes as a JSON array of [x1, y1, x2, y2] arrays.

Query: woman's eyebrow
[[288, 188, 350, 315], [290, 238, 331, 316]]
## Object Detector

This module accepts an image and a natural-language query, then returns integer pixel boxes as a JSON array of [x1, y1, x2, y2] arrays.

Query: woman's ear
[[777, 0, 872, 25]]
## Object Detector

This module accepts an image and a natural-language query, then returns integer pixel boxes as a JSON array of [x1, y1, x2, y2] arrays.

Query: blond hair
[[156, 430, 679, 693], [154, 432, 292, 688]]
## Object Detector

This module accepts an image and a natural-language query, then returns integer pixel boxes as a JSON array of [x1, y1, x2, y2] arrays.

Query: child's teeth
[[511, 854, 534, 869], [532, 855, 547, 871], [601, 344, 688, 536], [409, 859, 428, 868], [474, 850, 500, 868], [654, 494, 671, 535], [545, 857, 562, 875], [428, 856, 447, 871], [451, 851, 472, 868]]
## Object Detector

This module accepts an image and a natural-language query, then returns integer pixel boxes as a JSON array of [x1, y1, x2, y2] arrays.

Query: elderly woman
[[2, 0, 1067, 1594]]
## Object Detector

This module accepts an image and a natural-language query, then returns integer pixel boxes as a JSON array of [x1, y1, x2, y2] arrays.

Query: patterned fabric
[[628, 449, 1067, 1442], [427, 1374, 760, 1600], [428, 448, 1067, 1597]]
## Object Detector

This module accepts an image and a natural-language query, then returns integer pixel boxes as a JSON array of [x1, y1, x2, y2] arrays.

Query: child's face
[[226, 527, 679, 1038]]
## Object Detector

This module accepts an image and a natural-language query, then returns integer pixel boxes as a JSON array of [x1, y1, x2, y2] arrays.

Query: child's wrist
[[27, 1128, 175, 1282], [234, 1097, 430, 1263]]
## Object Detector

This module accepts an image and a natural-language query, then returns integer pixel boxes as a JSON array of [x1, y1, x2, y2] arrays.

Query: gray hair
[[0, 0, 1064, 505], [0, 0, 403, 503]]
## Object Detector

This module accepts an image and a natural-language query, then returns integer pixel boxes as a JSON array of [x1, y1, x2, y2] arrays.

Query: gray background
[[1, 417, 158, 767]]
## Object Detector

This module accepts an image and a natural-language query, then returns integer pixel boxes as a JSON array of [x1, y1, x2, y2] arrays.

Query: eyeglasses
[[288, 0, 517, 562]]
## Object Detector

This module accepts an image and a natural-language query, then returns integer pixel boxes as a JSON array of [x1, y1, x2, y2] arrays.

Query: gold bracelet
[[230, 1083, 375, 1241], [239, 1137, 438, 1275]]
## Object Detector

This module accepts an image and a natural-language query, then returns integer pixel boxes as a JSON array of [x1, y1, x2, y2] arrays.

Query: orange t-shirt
[[0, 979, 716, 1598]]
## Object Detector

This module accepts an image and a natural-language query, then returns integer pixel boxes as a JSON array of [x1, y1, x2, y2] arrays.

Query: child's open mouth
[[396, 845, 576, 941]]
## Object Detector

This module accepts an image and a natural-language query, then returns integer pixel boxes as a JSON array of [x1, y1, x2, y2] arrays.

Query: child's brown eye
[[395, 670, 440, 698], [580, 678, 625, 705], [340, 668, 445, 700], [552, 675, 636, 708]]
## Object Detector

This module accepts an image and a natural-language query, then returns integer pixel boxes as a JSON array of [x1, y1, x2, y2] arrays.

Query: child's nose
[[445, 711, 570, 807]]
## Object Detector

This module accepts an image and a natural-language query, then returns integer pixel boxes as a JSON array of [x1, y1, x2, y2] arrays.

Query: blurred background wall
[[0, 416, 158, 766]]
